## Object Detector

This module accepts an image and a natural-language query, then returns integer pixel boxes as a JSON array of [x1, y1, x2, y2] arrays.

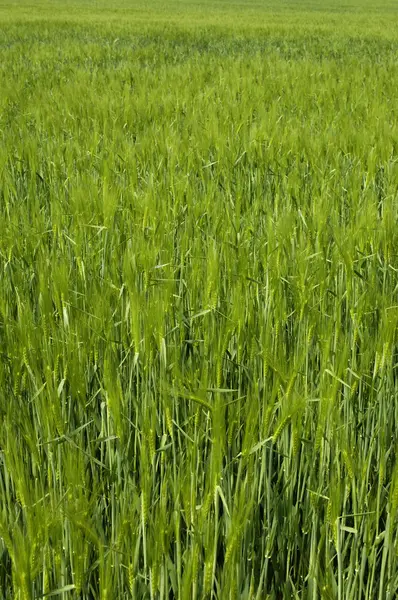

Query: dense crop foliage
[[1, 0, 398, 597]]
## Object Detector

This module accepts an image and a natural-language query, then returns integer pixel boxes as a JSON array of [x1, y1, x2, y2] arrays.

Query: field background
[[1, 0, 398, 598]]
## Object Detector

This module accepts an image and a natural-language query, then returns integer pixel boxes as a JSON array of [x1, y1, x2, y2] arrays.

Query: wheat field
[[1, 0, 398, 598]]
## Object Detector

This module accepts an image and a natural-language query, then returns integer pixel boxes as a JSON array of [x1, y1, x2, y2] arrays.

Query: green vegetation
[[1, 0, 398, 597]]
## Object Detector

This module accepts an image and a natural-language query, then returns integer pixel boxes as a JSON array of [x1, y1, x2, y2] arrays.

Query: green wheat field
[[1, 0, 398, 598]]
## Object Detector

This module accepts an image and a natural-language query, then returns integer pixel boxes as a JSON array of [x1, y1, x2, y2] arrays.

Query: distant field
[[1, 1, 398, 598]]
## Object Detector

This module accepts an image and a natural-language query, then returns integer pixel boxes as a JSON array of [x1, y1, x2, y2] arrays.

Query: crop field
[[1, 0, 398, 598]]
